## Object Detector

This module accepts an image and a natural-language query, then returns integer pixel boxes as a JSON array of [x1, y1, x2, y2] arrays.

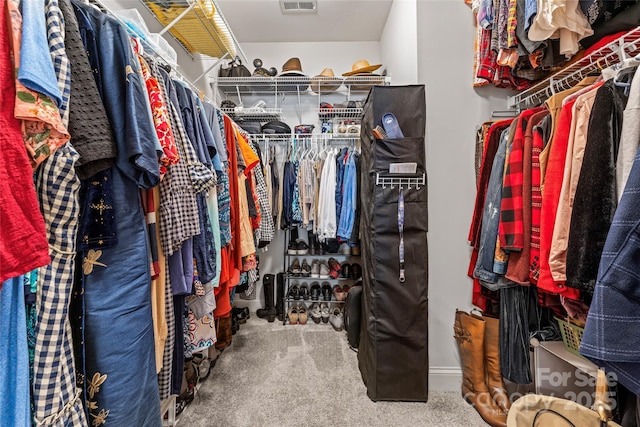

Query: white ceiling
[[216, 0, 394, 43]]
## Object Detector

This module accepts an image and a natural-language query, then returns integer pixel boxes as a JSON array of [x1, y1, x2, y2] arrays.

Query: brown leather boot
[[482, 315, 511, 414], [454, 310, 507, 427]]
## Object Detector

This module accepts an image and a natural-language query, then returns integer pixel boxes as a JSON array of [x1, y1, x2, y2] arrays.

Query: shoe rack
[[282, 226, 361, 328]]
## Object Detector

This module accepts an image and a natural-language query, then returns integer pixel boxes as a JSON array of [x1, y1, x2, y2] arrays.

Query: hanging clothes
[[580, 125, 640, 396], [7, 0, 69, 168], [565, 80, 629, 294], [0, 277, 31, 427], [0, 0, 50, 285], [71, 3, 161, 425], [58, 0, 116, 179], [548, 81, 604, 283], [33, 145, 88, 427]]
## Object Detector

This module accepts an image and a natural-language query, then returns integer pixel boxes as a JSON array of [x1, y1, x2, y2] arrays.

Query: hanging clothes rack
[[508, 26, 640, 109]]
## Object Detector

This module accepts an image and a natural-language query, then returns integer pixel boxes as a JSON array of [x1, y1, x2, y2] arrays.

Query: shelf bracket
[[192, 52, 229, 84], [158, 1, 197, 36]]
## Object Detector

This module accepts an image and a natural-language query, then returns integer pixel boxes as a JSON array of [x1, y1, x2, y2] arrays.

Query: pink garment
[[0, 0, 50, 283], [549, 82, 603, 282], [7, 0, 69, 168]]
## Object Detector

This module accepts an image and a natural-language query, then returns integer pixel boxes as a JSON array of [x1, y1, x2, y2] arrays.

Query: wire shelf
[[140, 0, 247, 63], [318, 107, 363, 119], [220, 108, 283, 122], [508, 27, 640, 108], [212, 75, 390, 94]]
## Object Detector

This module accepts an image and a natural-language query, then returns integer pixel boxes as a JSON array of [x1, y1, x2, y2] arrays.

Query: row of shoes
[[288, 303, 344, 331], [287, 258, 362, 280], [287, 281, 351, 301], [287, 231, 360, 256]]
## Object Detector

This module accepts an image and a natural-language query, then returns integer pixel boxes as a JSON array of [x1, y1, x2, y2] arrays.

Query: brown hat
[[310, 68, 342, 94], [342, 59, 382, 76], [281, 57, 306, 76]]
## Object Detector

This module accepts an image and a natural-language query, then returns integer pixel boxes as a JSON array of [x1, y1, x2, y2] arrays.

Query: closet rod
[[89, 0, 214, 104], [508, 26, 640, 109]]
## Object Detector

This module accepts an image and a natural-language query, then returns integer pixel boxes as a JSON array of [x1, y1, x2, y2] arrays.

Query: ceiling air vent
[[280, 0, 317, 14]]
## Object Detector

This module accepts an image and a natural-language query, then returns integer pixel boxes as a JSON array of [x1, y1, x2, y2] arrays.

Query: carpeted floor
[[178, 316, 487, 427]]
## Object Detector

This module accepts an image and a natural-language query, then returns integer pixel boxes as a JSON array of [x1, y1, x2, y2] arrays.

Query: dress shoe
[[351, 263, 362, 280], [287, 282, 300, 300], [341, 262, 352, 279], [321, 282, 332, 301], [300, 282, 310, 300], [310, 282, 321, 300]]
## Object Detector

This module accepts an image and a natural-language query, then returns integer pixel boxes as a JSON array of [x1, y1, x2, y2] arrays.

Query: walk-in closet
[[1, 0, 640, 426]]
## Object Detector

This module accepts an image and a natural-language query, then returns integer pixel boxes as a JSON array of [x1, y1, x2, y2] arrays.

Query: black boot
[[256, 274, 276, 322], [275, 272, 285, 321], [308, 230, 317, 255]]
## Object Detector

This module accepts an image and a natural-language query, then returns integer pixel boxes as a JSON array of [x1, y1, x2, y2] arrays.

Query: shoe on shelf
[[339, 242, 351, 255], [287, 282, 300, 300], [321, 282, 332, 301], [298, 303, 308, 325], [342, 284, 350, 296], [319, 262, 331, 279], [329, 307, 344, 331], [301, 259, 312, 277], [320, 303, 330, 324], [341, 262, 352, 279], [351, 263, 362, 280], [310, 260, 320, 278], [310, 282, 321, 301], [351, 245, 361, 256], [328, 257, 341, 279], [309, 302, 322, 324], [300, 282, 310, 300], [333, 285, 345, 301], [287, 239, 298, 255], [296, 240, 309, 255], [288, 305, 299, 325], [287, 258, 301, 276]]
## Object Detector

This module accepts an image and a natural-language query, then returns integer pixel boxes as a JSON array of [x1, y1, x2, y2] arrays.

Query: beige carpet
[[178, 316, 487, 427]]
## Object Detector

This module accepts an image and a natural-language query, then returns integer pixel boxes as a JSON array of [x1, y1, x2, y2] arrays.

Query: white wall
[[380, 0, 418, 85], [415, 0, 511, 390]]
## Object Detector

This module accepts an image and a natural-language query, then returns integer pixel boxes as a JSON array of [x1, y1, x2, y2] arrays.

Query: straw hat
[[310, 68, 342, 94], [342, 59, 382, 76]]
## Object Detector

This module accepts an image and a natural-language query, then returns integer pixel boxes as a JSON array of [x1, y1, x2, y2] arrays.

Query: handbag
[[218, 57, 251, 78], [507, 370, 620, 427]]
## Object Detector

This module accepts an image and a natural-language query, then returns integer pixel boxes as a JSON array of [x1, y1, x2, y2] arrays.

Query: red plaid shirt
[[528, 111, 550, 284], [499, 107, 544, 251]]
